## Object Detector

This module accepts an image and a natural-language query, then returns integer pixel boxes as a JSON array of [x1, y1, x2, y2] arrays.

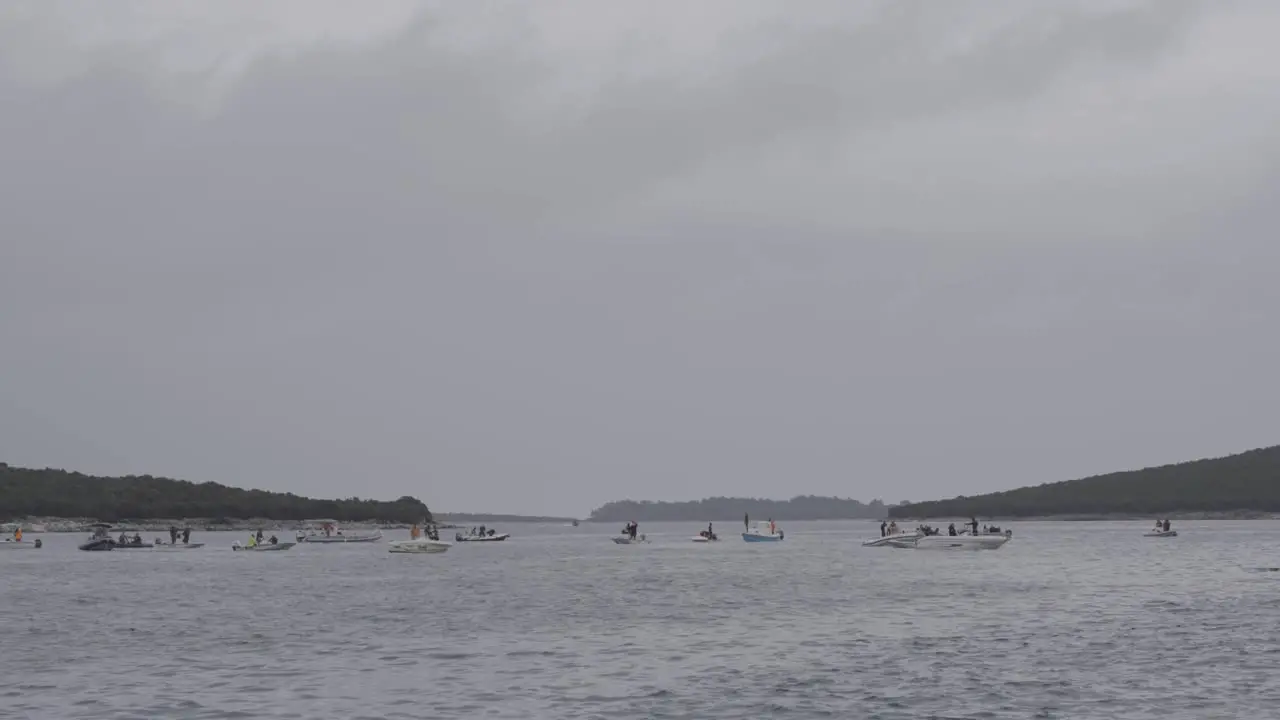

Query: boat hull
[[913, 535, 1010, 550], [456, 534, 510, 542], [296, 532, 382, 543], [612, 536, 646, 544], [78, 538, 114, 551], [742, 533, 783, 542], [862, 532, 922, 547], [1144, 530, 1177, 537], [388, 539, 451, 554], [233, 542, 296, 552], [154, 542, 206, 550], [0, 539, 40, 550]]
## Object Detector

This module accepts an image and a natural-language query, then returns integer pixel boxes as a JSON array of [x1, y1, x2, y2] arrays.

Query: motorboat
[[0, 538, 41, 550], [909, 533, 1011, 550], [742, 522, 784, 542], [154, 541, 206, 550], [295, 519, 382, 544], [388, 538, 452, 554], [79, 524, 152, 550], [692, 528, 719, 542], [232, 540, 296, 551], [1144, 529, 1177, 538], [454, 531, 510, 542], [612, 535, 647, 544], [863, 527, 924, 547]]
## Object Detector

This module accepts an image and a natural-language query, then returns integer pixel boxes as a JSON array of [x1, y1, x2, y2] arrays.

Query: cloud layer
[[3, 0, 1279, 515]]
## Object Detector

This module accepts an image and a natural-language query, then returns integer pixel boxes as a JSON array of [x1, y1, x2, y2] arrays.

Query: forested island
[[889, 445, 1280, 519], [589, 495, 888, 522], [0, 463, 432, 523]]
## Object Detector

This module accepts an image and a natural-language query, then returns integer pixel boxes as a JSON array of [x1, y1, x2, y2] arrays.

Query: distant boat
[[742, 522, 784, 542], [388, 538, 451, 554], [0, 538, 40, 550], [612, 535, 647, 544], [232, 541, 296, 552], [295, 520, 382, 544], [455, 532, 510, 542], [1144, 529, 1177, 538], [153, 541, 206, 551]]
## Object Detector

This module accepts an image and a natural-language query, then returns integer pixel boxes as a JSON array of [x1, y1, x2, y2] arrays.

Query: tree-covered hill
[[589, 495, 887, 522], [0, 463, 431, 523], [888, 445, 1280, 519]]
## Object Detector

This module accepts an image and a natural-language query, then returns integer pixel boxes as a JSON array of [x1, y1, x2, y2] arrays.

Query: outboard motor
[[34, 538, 42, 549]]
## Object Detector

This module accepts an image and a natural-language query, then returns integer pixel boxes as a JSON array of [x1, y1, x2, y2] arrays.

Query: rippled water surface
[[4, 520, 1280, 719]]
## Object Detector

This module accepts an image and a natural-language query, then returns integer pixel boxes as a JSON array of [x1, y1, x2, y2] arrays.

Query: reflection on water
[[3, 520, 1280, 718]]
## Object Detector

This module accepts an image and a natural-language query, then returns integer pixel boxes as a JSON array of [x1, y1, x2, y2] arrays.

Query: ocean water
[[2, 520, 1279, 719]]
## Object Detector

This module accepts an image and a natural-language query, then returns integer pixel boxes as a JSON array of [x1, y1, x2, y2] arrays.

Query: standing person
[[744, 513, 749, 530], [880, 521, 887, 537]]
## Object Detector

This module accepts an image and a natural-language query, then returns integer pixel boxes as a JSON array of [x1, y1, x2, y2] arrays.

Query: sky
[[2, 0, 1279, 517]]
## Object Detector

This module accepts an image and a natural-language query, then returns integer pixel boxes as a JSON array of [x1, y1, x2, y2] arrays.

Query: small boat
[[692, 529, 719, 542], [232, 541, 296, 552], [0, 538, 41, 550], [454, 532, 510, 542], [742, 522, 784, 542], [863, 530, 923, 547], [295, 519, 382, 544], [1144, 529, 1177, 538], [910, 534, 1010, 550], [388, 538, 452, 554], [153, 542, 206, 551], [612, 535, 647, 544]]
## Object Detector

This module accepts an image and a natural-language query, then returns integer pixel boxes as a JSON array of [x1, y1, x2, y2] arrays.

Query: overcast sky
[[2, 0, 1278, 517]]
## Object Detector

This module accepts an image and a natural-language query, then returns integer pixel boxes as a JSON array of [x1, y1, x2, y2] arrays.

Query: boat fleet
[[3, 515, 1192, 555]]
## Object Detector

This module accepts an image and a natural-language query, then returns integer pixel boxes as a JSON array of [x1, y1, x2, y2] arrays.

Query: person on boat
[[247, 534, 257, 548], [768, 518, 776, 535], [744, 513, 749, 530], [888, 520, 898, 535], [14, 527, 22, 542], [118, 531, 128, 544], [256, 529, 264, 544], [1163, 518, 1171, 532], [132, 533, 143, 545], [411, 524, 421, 540], [629, 522, 638, 540], [169, 526, 178, 544], [707, 522, 714, 538], [182, 528, 191, 544], [969, 517, 979, 535], [268, 534, 278, 545], [880, 521, 887, 537], [948, 523, 958, 536]]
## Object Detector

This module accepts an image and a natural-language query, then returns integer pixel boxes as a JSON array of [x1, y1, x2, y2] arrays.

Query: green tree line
[[888, 445, 1280, 518], [589, 495, 888, 522], [0, 463, 432, 523]]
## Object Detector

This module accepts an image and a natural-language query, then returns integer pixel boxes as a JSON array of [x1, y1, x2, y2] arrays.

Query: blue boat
[[742, 522, 784, 542]]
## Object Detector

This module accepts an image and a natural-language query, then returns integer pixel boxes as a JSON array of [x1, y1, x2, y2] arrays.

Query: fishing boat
[[1144, 529, 1178, 538], [692, 527, 719, 542], [0, 538, 41, 550], [742, 521, 784, 542], [388, 538, 452, 554], [295, 519, 382, 544], [612, 535, 647, 544], [862, 529, 923, 547], [78, 523, 116, 551], [910, 533, 1010, 550], [454, 531, 510, 542], [232, 540, 296, 551], [153, 541, 206, 550]]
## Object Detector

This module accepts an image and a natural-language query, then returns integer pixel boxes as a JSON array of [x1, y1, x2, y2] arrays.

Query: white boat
[[1144, 529, 1177, 538], [232, 541, 296, 552], [0, 538, 41, 550], [863, 530, 923, 547], [153, 542, 206, 551], [742, 522, 784, 542], [388, 538, 452, 554], [454, 532, 510, 542], [295, 519, 382, 544], [909, 534, 1010, 550]]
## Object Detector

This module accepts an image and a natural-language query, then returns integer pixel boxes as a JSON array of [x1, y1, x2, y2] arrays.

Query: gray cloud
[[2, 0, 1279, 515]]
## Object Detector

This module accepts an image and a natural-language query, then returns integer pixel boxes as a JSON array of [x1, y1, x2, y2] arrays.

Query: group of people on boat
[[879, 521, 902, 537], [622, 521, 639, 540], [164, 526, 192, 545], [246, 529, 280, 547], [1153, 519, 1172, 532], [117, 531, 145, 546], [698, 523, 718, 540], [410, 523, 440, 541]]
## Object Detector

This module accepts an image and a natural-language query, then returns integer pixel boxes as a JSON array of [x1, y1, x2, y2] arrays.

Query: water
[[3, 520, 1279, 719]]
